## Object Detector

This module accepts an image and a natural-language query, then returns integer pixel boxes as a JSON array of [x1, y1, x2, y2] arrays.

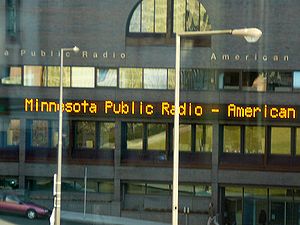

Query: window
[[270, 127, 291, 155], [195, 124, 212, 152], [119, 68, 143, 88], [7, 119, 20, 146], [168, 69, 176, 89], [96, 68, 117, 87], [267, 71, 292, 92], [147, 183, 170, 195], [242, 72, 266, 92], [6, 0, 18, 39], [24, 66, 44, 86], [75, 121, 96, 149], [223, 126, 241, 153], [144, 68, 167, 89], [296, 128, 300, 156], [72, 67, 95, 88], [219, 72, 240, 90], [99, 122, 115, 149], [127, 0, 211, 46], [179, 124, 192, 152], [147, 123, 166, 150], [245, 126, 265, 154], [27, 120, 68, 149], [126, 123, 143, 150], [46, 66, 71, 87], [1, 66, 21, 85], [181, 69, 216, 91], [129, 0, 167, 33], [293, 71, 300, 89]]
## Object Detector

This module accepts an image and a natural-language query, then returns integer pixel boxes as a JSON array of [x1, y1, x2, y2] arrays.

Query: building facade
[[1, 0, 300, 225]]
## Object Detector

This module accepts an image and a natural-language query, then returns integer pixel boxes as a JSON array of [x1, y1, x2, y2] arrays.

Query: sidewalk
[[61, 210, 171, 225]]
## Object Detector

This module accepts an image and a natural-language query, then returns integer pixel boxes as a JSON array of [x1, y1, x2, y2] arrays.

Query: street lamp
[[172, 28, 262, 225], [55, 46, 80, 225]]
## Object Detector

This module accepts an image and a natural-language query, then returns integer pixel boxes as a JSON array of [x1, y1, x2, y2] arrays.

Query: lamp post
[[55, 46, 80, 225], [172, 28, 262, 225]]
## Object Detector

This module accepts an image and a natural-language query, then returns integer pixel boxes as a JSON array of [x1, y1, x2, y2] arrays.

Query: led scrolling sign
[[23, 98, 297, 122]]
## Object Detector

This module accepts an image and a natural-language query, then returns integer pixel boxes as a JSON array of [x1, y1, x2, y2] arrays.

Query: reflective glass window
[[126, 182, 146, 194], [31, 120, 48, 147], [195, 124, 212, 152], [147, 124, 166, 150], [195, 185, 211, 196], [147, 183, 170, 195], [144, 68, 167, 89], [242, 72, 266, 92], [127, 123, 143, 150], [271, 127, 291, 155], [47, 66, 71, 87], [267, 71, 292, 92], [179, 124, 191, 151], [296, 128, 300, 155], [245, 126, 265, 154], [168, 69, 175, 89], [7, 119, 20, 146], [72, 67, 95, 88], [96, 68, 117, 87], [75, 121, 96, 149], [178, 184, 194, 196], [224, 186, 243, 225], [98, 181, 114, 193], [220, 72, 240, 90], [99, 122, 115, 149], [24, 66, 45, 86], [1, 66, 21, 85], [119, 68, 142, 88], [181, 69, 215, 90], [223, 126, 241, 153], [293, 71, 300, 89]]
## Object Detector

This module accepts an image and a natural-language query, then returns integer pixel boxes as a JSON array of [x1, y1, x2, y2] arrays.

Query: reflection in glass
[[224, 186, 243, 225], [245, 126, 265, 154], [293, 71, 300, 89], [142, 0, 154, 32], [195, 124, 212, 152], [100, 122, 115, 149], [97, 68, 117, 87], [98, 181, 114, 193], [47, 66, 70, 87], [144, 68, 167, 89], [72, 67, 95, 88], [271, 127, 291, 155], [1, 66, 21, 85], [242, 72, 266, 91], [220, 72, 240, 90], [147, 183, 170, 195], [120, 68, 142, 88], [126, 182, 146, 194], [168, 69, 175, 89], [181, 69, 215, 90], [147, 124, 166, 150], [223, 126, 240, 153], [7, 119, 20, 146], [179, 124, 191, 151], [296, 128, 300, 155], [75, 121, 96, 149], [31, 120, 48, 147], [178, 184, 194, 196], [155, 0, 167, 33], [129, 4, 141, 32], [195, 185, 211, 196], [127, 123, 143, 150], [267, 71, 292, 92], [244, 187, 268, 225], [24, 66, 44, 86]]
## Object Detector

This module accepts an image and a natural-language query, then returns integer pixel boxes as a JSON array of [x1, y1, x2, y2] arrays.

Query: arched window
[[127, 0, 212, 46]]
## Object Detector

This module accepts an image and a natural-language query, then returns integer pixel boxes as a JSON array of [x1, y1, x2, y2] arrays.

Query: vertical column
[[112, 119, 122, 216], [211, 122, 220, 221], [18, 118, 26, 190]]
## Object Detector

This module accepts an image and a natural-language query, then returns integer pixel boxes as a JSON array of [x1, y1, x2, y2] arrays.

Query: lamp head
[[73, 46, 80, 53], [232, 28, 262, 43]]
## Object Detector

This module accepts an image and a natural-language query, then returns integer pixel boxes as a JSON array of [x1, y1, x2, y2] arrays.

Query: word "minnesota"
[[24, 98, 98, 113]]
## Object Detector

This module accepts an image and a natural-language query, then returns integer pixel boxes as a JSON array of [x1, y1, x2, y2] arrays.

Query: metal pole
[[172, 34, 181, 225], [84, 167, 87, 216], [55, 48, 64, 225]]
